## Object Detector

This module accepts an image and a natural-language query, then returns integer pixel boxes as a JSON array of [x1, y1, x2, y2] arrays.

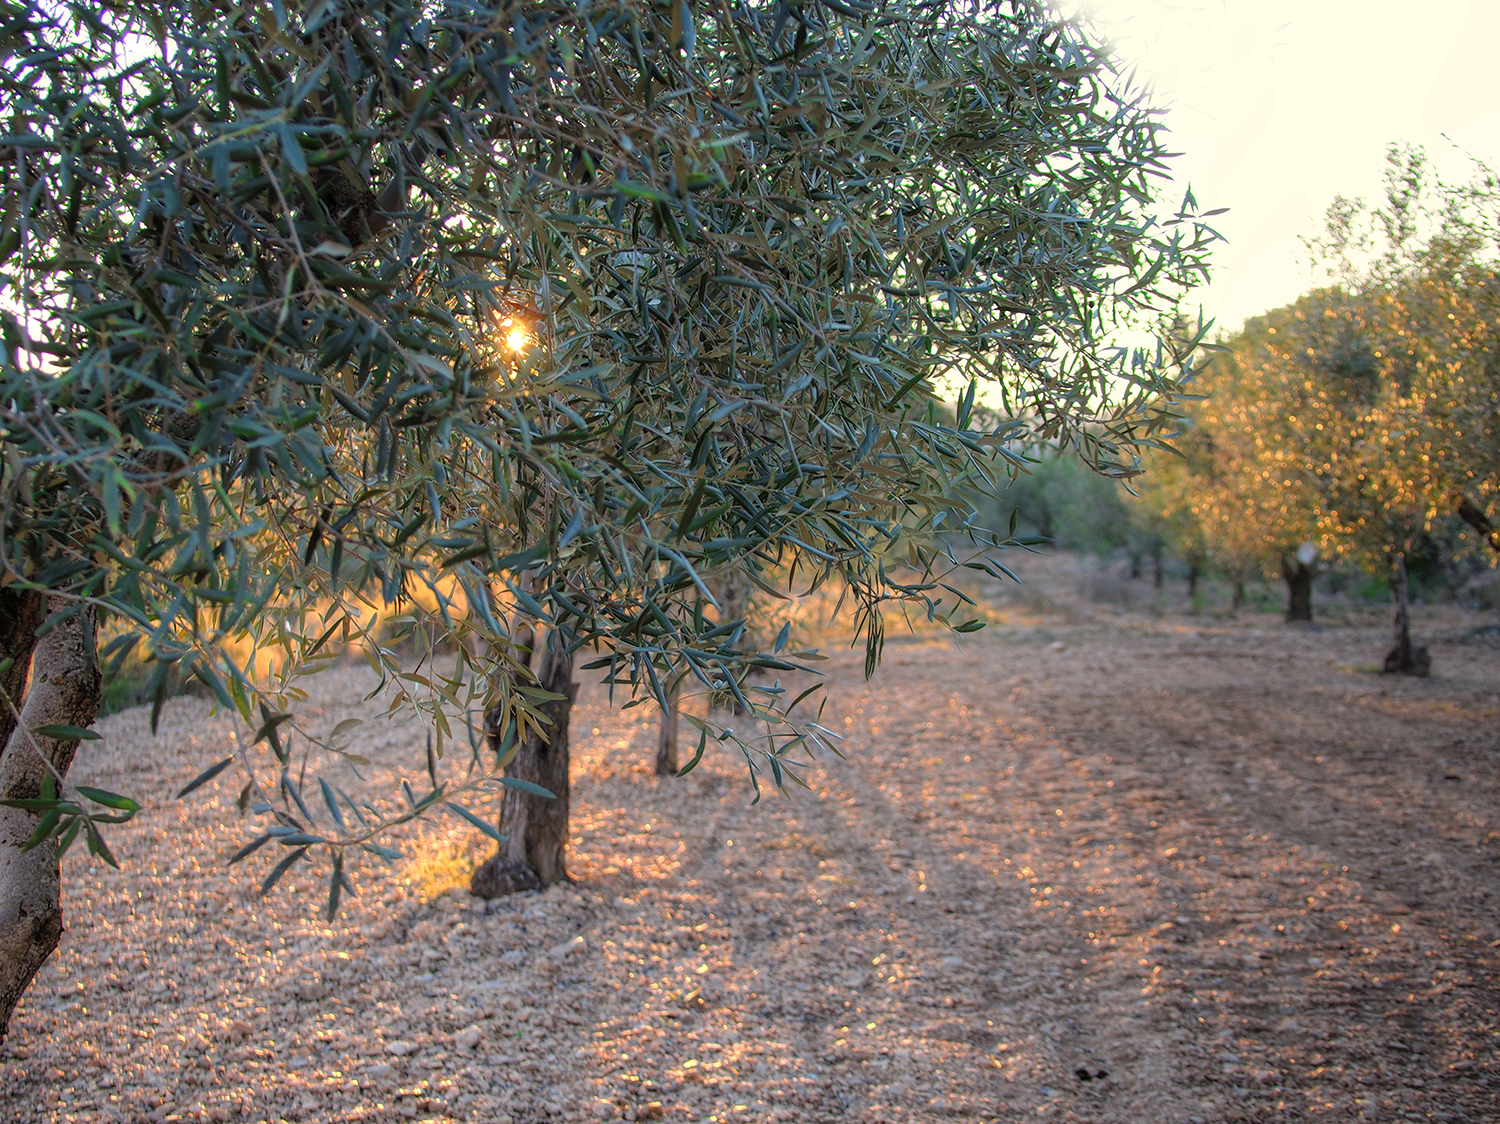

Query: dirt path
[[1, 572, 1498, 1124]]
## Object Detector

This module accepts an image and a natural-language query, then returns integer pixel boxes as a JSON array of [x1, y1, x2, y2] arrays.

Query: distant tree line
[[984, 148, 1500, 675]]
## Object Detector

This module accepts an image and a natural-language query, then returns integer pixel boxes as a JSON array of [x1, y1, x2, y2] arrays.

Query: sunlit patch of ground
[[2, 554, 1498, 1123]]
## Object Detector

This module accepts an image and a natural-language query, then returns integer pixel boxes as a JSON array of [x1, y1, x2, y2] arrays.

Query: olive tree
[[1133, 304, 1333, 622], [1308, 150, 1500, 668], [0, 0, 1215, 1037], [1143, 147, 1500, 649]]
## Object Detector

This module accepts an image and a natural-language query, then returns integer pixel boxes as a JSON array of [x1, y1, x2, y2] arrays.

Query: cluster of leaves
[[0, 0, 1214, 904], [0, 728, 141, 867], [1135, 146, 1500, 583]]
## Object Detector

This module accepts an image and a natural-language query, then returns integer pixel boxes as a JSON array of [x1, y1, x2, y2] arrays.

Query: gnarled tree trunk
[[471, 630, 576, 897], [1, 598, 101, 1042], [1383, 553, 1431, 676], [1281, 554, 1314, 622]]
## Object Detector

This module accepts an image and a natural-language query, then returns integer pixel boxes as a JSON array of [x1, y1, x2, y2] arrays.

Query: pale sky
[[1063, 0, 1500, 334]]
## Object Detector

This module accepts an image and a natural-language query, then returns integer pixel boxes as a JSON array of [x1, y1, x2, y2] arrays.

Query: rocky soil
[[2, 558, 1499, 1124]]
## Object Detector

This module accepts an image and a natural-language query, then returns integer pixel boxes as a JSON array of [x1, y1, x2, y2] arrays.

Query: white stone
[[455, 1025, 483, 1050], [385, 1040, 418, 1057]]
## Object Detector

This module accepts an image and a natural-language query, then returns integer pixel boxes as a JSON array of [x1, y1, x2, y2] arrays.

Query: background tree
[[1313, 152, 1500, 667], [0, 0, 1216, 1038], [1129, 425, 1214, 599], [1143, 303, 1336, 622], [999, 453, 1135, 556], [1136, 147, 1500, 648], [653, 571, 751, 781]]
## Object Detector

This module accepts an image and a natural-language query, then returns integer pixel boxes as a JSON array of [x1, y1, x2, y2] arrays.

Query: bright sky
[[1064, 0, 1500, 334]]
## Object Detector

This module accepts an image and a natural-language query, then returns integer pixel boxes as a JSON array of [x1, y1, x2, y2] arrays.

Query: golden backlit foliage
[[1137, 149, 1500, 579]]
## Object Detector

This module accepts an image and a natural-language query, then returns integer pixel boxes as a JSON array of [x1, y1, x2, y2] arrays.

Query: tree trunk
[[1281, 555, 1314, 622], [1, 599, 101, 1042], [655, 682, 680, 777], [712, 573, 750, 716], [1231, 576, 1246, 615], [1383, 553, 1431, 676], [1152, 546, 1163, 589], [0, 589, 46, 754], [471, 630, 575, 897], [1187, 564, 1200, 597], [653, 571, 747, 773]]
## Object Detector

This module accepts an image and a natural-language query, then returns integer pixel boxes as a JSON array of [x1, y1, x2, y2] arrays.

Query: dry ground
[[2, 555, 1499, 1124]]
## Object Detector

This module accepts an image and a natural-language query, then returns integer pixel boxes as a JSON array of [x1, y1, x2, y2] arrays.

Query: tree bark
[[1187, 564, 1200, 597], [1456, 496, 1500, 554], [0, 589, 46, 754], [0, 600, 100, 1042], [1231, 576, 1246, 615], [1152, 546, 1163, 589], [1383, 553, 1431, 676], [655, 682, 680, 777], [471, 629, 575, 897], [1281, 555, 1314, 622]]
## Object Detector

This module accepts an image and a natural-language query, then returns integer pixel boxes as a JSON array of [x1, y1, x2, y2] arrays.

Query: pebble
[[223, 1020, 252, 1042], [455, 1024, 483, 1050], [385, 1040, 418, 1057]]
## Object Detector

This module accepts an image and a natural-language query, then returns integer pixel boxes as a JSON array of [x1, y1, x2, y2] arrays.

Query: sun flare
[[502, 319, 530, 354]]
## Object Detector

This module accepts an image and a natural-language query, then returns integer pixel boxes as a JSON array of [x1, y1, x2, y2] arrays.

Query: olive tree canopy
[[0, 0, 1214, 932], [1131, 147, 1500, 636]]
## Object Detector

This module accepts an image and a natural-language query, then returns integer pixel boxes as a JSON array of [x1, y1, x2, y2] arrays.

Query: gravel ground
[[2, 559, 1499, 1124]]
